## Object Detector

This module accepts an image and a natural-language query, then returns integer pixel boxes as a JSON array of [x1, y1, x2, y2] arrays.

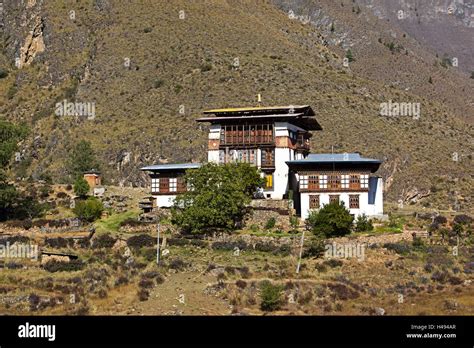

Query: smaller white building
[[140, 163, 201, 208], [287, 153, 384, 220]]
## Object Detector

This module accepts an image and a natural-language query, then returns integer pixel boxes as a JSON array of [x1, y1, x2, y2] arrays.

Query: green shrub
[[345, 49, 354, 62], [73, 197, 103, 222], [92, 233, 116, 249], [73, 177, 90, 198], [452, 223, 463, 236], [249, 224, 259, 232], [412, 236, 426, 251], [303, 237, 325, 258], [306, 202, 353, 238], [153, 79, 164, 88], [43, 259, 84, 272], [264, 217, 276, 230], [383, 242, 411, 255], [200, 63, 212, 72], [453, 214, 473, 225], [355, 214, 374, 232], [127, 234, 155, 249], [260, 281, 283, 312], [289, 216, 299, 232]]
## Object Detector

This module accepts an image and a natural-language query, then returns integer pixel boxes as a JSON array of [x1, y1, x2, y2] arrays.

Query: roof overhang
[[196, 113, 322, 131], [140, 163, 202, 172], [286, 154, 382, 173]]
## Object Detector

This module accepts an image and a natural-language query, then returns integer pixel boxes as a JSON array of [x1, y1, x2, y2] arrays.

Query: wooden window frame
[[329, 194, 340, 204], [159, 177, 169, 193], [309, 195, 320, 209], [350, 174, 360, 189], [349, 194, 360, 209], [308, 175, 319, 190]]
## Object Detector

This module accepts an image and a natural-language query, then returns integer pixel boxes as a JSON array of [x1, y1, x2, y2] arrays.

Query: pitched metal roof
[[197, 105, 322, 130], [203, 105, 314, 116], [287, 153, 382, 165], [140, 163, 202, 171]]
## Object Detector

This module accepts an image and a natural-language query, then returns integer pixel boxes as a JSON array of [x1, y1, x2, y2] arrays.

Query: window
[[349, 195, 360, 209], [328, 175, 341, 189], [309, 195, 320, 209], [341, 175, 349, 189], [159, 177, 169, 193], [221, 124, 274, 145], [350, 174, 360, 189], [319, 175, 328, 189], [177, 177, 186, 192], [169, 178, 177, 192], [309, 175, 319, 190], [264, 173, 273, 190], [329, 195, 339, 204], [360, 174, 369, 189], [261, 148, 275, 167], [300, 175, 308, 189], [151, 178, 160, 193]]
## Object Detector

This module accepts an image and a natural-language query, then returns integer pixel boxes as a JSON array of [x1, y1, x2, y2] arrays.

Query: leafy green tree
[[171, 162, 264, 233], [260, 281, 283, 312], [73, 177, 90, 198], [0, 121, 44, 221], [355, 214, 374, 232], [73, 197, 104, 222], [0, 120, 28, 168], [305, 202, 354, 238], [68, 140, 100, 179]]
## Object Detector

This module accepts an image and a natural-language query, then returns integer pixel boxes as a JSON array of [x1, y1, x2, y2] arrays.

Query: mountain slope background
[[0, 0, 472, 211]]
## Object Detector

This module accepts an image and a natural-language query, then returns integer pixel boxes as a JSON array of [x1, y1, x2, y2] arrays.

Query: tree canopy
[[0, 120, 44, 221], [305, 202, 354, 238], [171, 162, 264, 233], [68, 140, 100, 179]]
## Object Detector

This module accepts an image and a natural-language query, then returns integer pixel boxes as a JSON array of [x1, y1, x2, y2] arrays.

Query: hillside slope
[[0, 0, 472, 210]]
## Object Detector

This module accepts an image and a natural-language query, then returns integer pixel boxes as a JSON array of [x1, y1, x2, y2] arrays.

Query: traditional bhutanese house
[[286, 153, 384, 220], [83, 170, 101, 188], [196, 105, 322, 199], [140, 163, 201, 207]]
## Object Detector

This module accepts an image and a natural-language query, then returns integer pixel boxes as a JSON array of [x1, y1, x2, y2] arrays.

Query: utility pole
[[156, 220, 160, 265], [296, 230, 305, 274]]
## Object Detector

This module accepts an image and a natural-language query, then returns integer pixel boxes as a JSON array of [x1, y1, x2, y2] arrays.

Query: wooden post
[[156, 221, 160, 265], [296, 230, 305, 274]]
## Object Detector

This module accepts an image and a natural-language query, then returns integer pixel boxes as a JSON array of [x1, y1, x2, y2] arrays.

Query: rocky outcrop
[[18, 15, 45, 68]]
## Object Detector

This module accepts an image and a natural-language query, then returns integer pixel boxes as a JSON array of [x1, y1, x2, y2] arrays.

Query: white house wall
[[300, 188, 383, 220], [208, 150, 219, 163], [154, 195, 177, 208], [272, 147, 291, 199]]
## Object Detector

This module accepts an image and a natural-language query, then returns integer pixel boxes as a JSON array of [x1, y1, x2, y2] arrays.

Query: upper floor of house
[[287, 153, 382, 193], [196, 105, 322, 152]]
